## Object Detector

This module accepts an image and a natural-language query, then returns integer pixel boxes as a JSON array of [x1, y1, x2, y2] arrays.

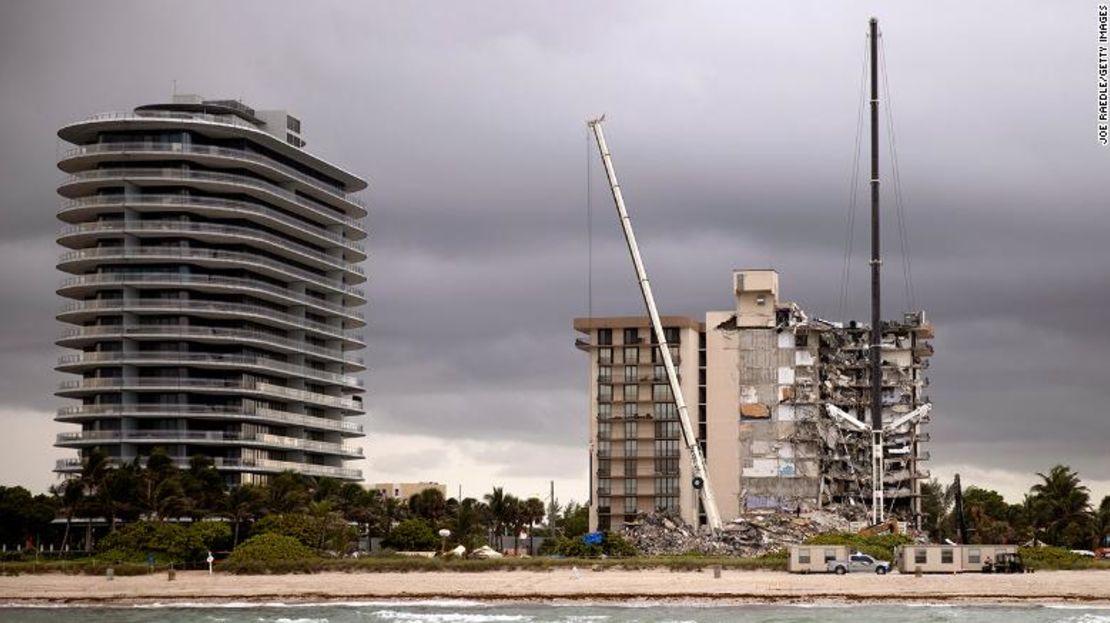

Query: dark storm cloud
[[1, 0, 1107, 497]]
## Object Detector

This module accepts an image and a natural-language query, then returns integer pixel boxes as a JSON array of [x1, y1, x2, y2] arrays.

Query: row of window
[[597, 403, 679, 420], [597, 384, 675, 402], [596, 346, 681, 366], [596, 327, 681, 346], [596, 496, 679, 515], [597, 420, 682, 440], [597, 457, 679, 477]]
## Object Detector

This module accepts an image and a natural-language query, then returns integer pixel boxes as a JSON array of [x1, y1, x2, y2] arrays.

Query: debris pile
[[624, 509, 857, 557]]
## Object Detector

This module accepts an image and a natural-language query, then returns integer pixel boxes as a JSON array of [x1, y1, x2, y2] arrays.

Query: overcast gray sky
[[1, 0, 1107, 504]]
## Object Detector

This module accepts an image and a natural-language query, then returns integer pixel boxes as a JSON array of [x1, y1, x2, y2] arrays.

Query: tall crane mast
[[587, 117, 723, 532]]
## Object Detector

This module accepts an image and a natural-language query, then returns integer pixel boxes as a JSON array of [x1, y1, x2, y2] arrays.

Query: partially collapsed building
[[574, 269, 933, 531]]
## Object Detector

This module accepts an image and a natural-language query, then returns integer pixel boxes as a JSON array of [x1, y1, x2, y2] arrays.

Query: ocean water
[[3, 602, 1110, 623]]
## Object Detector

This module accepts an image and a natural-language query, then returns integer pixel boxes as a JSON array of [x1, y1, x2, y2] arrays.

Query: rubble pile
[[624, 509, 857, 557]]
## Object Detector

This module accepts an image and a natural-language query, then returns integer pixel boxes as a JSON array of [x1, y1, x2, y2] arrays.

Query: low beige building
[[575, 269, 934, 531], [369, 481, 447, 501], [894, 544, 1017, 573]]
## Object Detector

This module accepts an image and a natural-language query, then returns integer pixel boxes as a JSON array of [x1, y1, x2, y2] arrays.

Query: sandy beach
[[2, 569, 1109, 606]]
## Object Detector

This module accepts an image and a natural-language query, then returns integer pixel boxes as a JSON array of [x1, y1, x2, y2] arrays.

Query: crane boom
[[587, 117, 723, 531]]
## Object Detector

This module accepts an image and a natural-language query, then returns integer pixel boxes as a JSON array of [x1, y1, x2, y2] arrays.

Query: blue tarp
[[581, 531, 604, 545]]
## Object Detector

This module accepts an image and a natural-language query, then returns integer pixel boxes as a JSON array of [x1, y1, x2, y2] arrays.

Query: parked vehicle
[[827, 552, 891, 575]]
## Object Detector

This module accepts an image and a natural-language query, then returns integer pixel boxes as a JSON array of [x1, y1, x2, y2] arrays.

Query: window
[[598, 384, 612, 402], [699, 332, 706, 348], [824, 549, 837, 563], [654, 496, 678, 513], [653, 364, 667, 381], [623, 328, 640, 344], [286, 133, 305, 147], [597, 329, 612, 345], [623, 497, 637, 514], [597, 421, 611, 440], [598, 403, 611, 419], [654, 457, 679, 475], [655, 476, 679, 495], [623, 385, 638, 402], [624, 477, 637, 496], [914, 548, 927, 564], [623, 420, 638, 438], [968, 548, 981, 564], [624, 459, 637, 476], [597, 440, 611, 458], [598, 347, 612, 364], [664, 327, 680, 343], [798, 549, 811, 564], [623, 403, 637, 417], [653, 384, 673, 401], [597, 459, 610, 476], [623, 347, 639, 364], [795, 333, 808, 348], [598, 365, 611, 382], [624, 365, 638, 382], [597, 478, 610, 495], [597, 496, 611, 513], [654, 439, 679, 457], [655, 421, 680, 439], [941, 548, 954, 564], [654, 403, 677, 420], [624, 439, 637, 455]]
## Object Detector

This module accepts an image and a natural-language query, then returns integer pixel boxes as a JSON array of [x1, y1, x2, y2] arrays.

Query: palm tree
[[409, 488, 447, 526], [1094, 495, 1110, 550], [523, 497, 546, 555], [224, 484, 265, 546], [1030, 464, 1092, 547], [484, 487, 508, 551], [50, 478, 85, 552]]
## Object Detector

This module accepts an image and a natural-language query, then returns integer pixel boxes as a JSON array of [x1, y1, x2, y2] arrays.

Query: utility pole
[[868, 16, 886, 526]]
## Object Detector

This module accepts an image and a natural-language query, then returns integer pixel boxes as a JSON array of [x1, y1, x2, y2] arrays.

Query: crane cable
[[837, 35, 869, 322], [880, 34, 918, 312]]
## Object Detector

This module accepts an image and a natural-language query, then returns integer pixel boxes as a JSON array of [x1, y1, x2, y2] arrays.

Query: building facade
[[54, 95, 368, 484], [576, 269, 933, 530], [370, 482, 448, 501]]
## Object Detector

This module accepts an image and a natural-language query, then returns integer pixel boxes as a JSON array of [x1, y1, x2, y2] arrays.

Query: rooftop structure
[[54, 95, 368, 484]]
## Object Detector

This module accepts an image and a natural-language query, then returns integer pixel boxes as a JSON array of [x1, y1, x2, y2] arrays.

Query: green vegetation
[[96, 520, 230, 563], [920, 464, 1110, 551], [804, 532, 914, 561], [226, 533, 317, 567]]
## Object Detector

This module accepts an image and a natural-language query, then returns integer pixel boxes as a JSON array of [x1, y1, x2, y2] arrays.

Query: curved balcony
[[57, 352, 362, 388], [56, 404, 363, 434], [55, 429, 363, 458], [58, 110, 367, 196], [55, 456, 362, 480], [57, 325, 364, 368], [58, 272, 364, 321], [58, 221, 364, 279], [56, 300, 360, 345], [56, 247, 364, 300], [60, 142, 364, 214], [59, 168, 365, 233], [59, 195, 366, 253], [56, 378, 361, 412]]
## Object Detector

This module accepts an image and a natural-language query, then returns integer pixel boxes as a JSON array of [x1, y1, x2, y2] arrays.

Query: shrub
[[253, 512, 356, 554], [190, 521, 232, 552], [226, 533, 317, 566], [551, 531, 638, 558], [96, 521, 207, 563], [803, 532, 913, 561], [1018, 546, 1092, 570], [383, 518, 438, 551]]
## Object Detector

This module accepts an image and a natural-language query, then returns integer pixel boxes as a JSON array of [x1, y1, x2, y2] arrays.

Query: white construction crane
[[587, 117, 723, 532]]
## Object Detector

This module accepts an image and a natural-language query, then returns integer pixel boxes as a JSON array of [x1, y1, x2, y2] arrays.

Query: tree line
[[0, 448, 588, 558], [919, 464, 1110, 550]]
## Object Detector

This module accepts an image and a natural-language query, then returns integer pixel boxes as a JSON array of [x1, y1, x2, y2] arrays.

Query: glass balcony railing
[[58, 272, 364, 321], [57, 299, 356, 341], [55, 429, 363, 457], [57, 247, 364, 298], [59, 221, 364, 277], [60, 195, 365, 252], [61, 167, 364, 230], [55, 404, 363, 433], [57, 351, 363, 388], [56, 378, 361, 411], [55, 455, 361, 480], [57, 325, 365, 363], [62, 142, 363, 209]]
